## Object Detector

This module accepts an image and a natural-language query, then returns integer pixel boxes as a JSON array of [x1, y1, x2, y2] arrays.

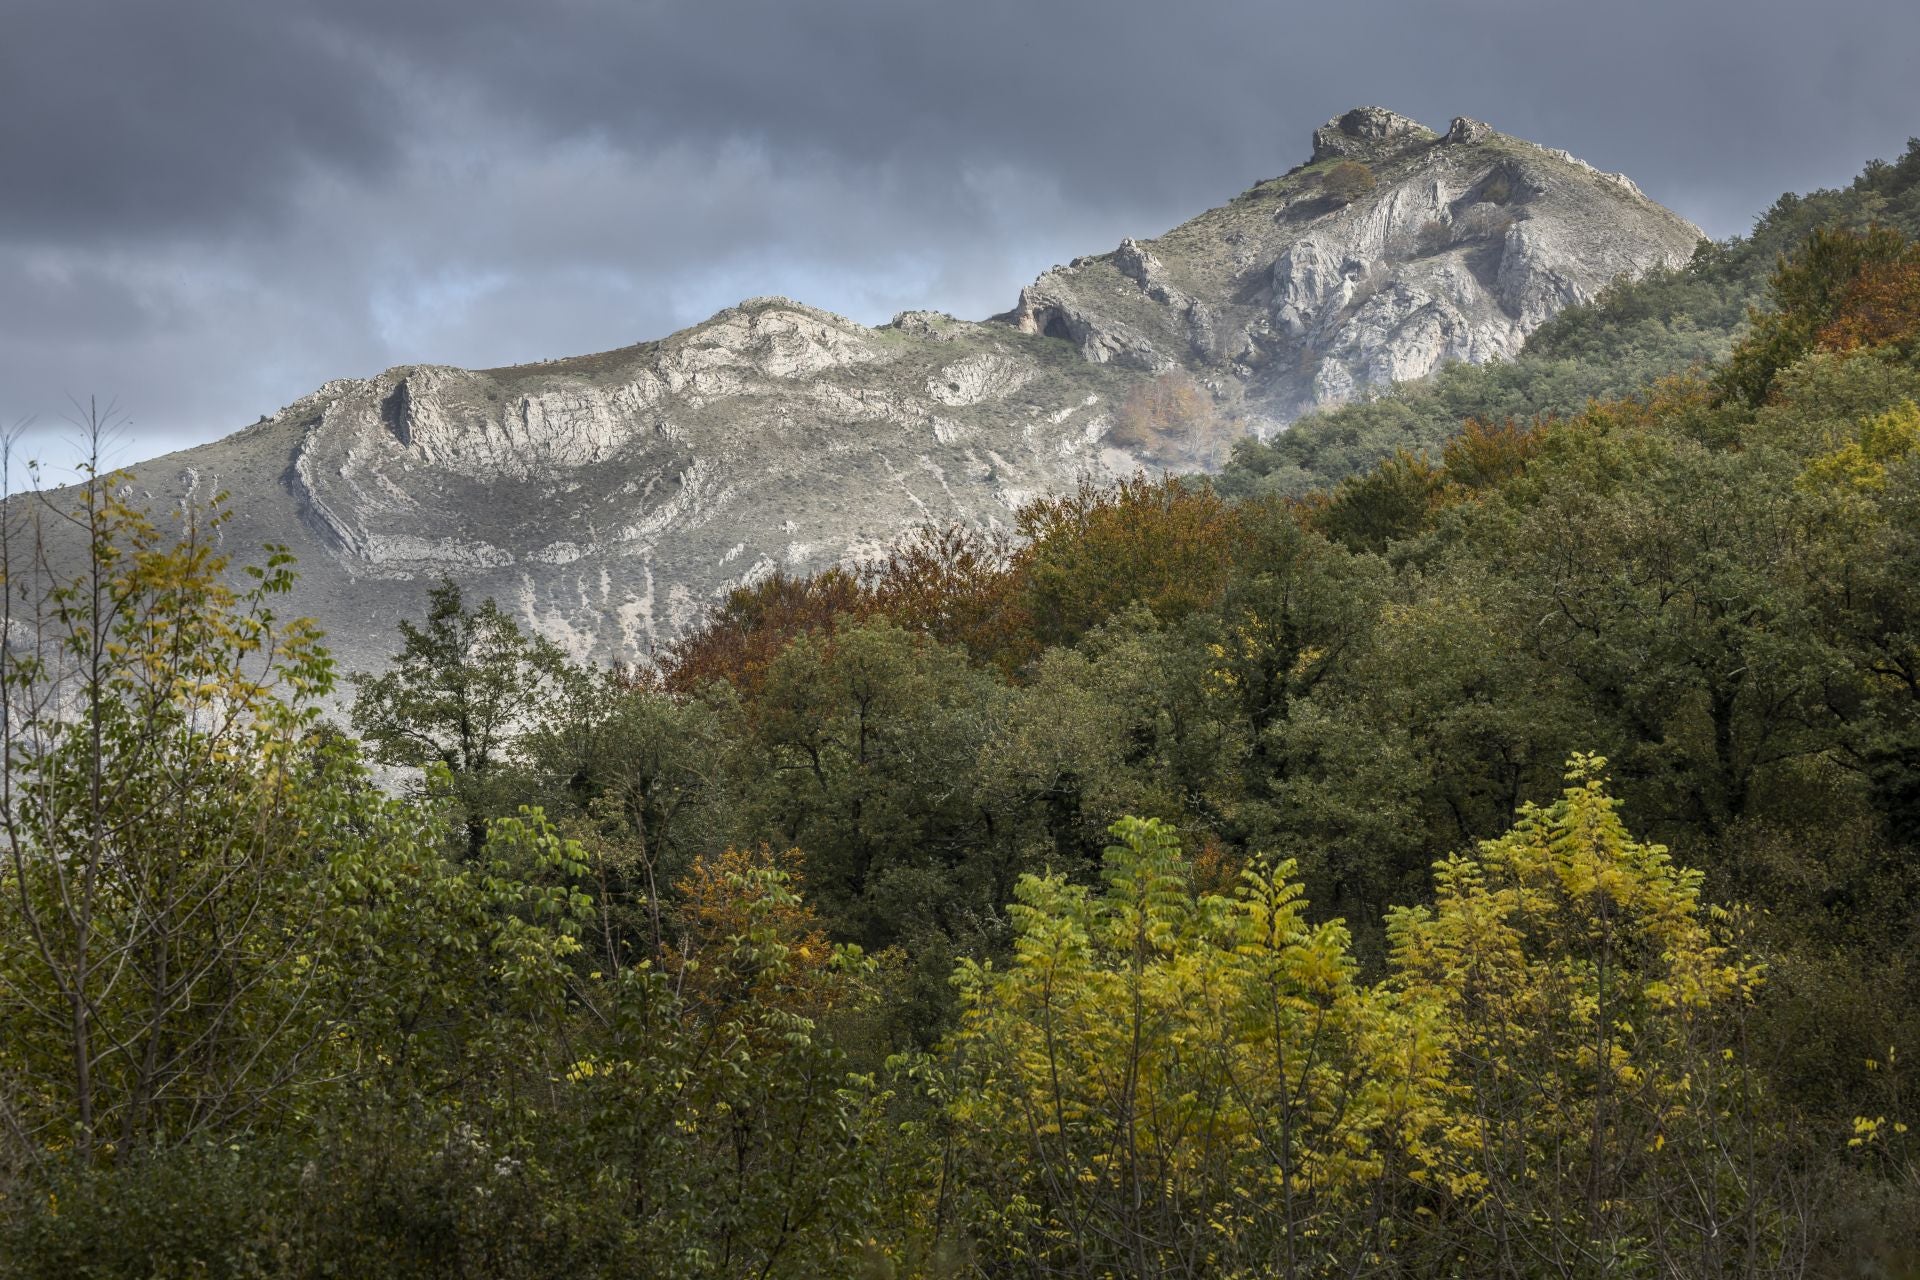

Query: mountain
[[1217, 132, 1920, 498], [34, 108, 1701, 674], [999, 107, 1699, 426]]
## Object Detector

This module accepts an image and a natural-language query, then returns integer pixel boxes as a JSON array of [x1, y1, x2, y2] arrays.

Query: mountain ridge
[[21, 108, 1702, 674]]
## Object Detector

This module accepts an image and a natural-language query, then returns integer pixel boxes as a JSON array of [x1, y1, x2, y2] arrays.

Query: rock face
[[1001, 107, 1701, 426], [1312, 106, 1437, 160], [38, 109, 1701, 674], [100, 302, 1143, 674]]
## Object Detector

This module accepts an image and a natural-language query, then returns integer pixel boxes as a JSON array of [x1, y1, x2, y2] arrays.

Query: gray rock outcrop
[[998, 105, 1701, 428], [1312, 106, 1438, 161]]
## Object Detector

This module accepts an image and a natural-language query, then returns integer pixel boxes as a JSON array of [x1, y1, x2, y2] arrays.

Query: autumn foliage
[[662, 567, 867, 693], [1323, 160, 1378, 204], [1817, 241, 1920, 353], [1717, 224, 1916, 406], [1106, 369, 1235, 468], [670, 844, 843, 1019]]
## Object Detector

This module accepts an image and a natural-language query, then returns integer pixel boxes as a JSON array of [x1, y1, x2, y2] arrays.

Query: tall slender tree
[[352, 579, 566, 857]]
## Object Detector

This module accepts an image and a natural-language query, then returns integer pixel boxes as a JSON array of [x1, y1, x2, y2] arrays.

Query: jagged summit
[[31, 108, 1702, 673], [1311, 106, 1438, 161], [999, 107, 1700, 423], [1446, 115, 1495, 145]]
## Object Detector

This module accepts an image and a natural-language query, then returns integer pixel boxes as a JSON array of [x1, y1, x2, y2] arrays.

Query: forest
[[3, 143, 1920, 1278]]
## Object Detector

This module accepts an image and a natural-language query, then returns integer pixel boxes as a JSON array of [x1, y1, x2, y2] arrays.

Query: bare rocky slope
[[38, 108, 1702, 674]]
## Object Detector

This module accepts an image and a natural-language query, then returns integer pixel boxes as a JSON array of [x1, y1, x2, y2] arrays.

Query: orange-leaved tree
[[1013, 475, 1241, 648]]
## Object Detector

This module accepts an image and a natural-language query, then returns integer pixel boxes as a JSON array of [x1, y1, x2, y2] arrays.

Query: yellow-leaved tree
[[0, 462, 359, 1166], [919, 764, 1802, 1279], [933, 816, 1446, 1278], [1387, 755, 1784, 1278]]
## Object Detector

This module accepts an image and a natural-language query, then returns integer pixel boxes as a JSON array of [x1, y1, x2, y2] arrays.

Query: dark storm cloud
[[0, 0, 404, 240], [3, 0, 1917, 464]]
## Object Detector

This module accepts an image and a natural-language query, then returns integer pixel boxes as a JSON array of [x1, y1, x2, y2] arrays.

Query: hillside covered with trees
[[5, 146, 1920, 1278]]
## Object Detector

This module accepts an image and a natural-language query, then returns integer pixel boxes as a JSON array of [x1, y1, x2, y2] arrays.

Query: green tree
[[1212, 503, 1386, 749], [980, 607, 1248, 872], [732, 620, 999, 952], [352, 578, 566, 857], [557, 845, 890, 1279], [524, 663, 732, 968], [1266, 584, 1572, 926], [1310, 448, 1446, 553], [0, 471, 423, 1168]]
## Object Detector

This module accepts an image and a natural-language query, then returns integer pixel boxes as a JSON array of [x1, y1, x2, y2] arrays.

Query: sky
[[3, 0, 1917, 471]]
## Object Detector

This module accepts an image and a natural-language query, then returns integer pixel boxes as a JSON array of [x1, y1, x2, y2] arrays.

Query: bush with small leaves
[[1323, 160, 1377, 204]]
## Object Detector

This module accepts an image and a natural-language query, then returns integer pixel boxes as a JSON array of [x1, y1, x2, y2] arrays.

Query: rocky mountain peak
[[997, 108, 1701, 426], [1310, 106, 1439, 161], [1445, 115, 1495, 144]]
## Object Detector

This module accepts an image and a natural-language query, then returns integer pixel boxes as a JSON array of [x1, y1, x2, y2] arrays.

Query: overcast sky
[[3, 0, 1917, 470]]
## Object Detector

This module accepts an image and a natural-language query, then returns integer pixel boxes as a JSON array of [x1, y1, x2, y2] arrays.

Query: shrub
[[1323, 160, 1377, 205]]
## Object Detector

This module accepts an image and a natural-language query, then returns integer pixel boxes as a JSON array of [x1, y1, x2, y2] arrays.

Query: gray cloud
[[3, 0, 1917, 467]]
